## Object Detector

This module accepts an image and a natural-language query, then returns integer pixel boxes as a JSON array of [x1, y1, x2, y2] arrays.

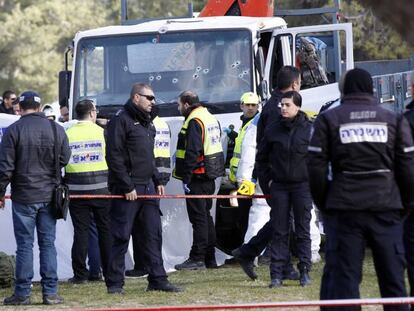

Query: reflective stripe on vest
[[67, 181, 108, 191], [153, 116, 171, 175], [65, 121, 108, 192], [173, 107, 223, 179], [65, 170, 108, 192], [229, 118, 254, 183]]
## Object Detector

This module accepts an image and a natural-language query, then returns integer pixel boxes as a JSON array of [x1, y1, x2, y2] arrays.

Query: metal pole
[[333, 0, 342, 81], [121, 0, 128, 24], [188, 2, 194, 18], [83, 49, 88, 97]]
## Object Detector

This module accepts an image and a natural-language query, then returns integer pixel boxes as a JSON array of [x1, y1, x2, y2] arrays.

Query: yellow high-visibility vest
[[153, 116, 171, 175], [173, 106, 224, 180], [229, 118, 254, 183], [65, 121, 108, 193]]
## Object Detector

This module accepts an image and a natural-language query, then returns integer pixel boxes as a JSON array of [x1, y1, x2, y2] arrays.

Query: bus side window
[[296, 36, 329, 89]]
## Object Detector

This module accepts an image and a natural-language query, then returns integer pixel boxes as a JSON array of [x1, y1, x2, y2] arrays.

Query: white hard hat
[[42, 104, 56, 119]]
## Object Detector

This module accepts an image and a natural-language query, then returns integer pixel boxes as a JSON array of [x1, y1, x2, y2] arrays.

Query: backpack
[[0, 252, 15, 288], [297, 37, 329, 89]]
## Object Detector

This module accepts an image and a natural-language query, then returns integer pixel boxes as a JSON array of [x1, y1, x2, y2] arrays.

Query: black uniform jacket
[[106, 100, 160, 194], [256, 89, 283, 144], [404, 100, 414, 132], [180, 117, 203, 185], [256, 110, 312, 194], [0, 112, 70, 203], [308, 94, 414, 212], [0, 103, 13, 114]]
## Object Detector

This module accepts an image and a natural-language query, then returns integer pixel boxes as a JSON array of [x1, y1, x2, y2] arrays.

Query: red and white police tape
[[80, 297, 414, 311], [4, 194, 270, 200]]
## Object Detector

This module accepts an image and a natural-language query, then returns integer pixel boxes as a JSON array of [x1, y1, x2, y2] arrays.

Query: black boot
[[42, 294, 64, 305], [3, 294, 31, 305], [125, 268, 148, 278], [147, 281, 184, 292], [205, 259, 218, 269], [232, 248, 257, 280], [299, 267, 311, 287], [269, 278, 283, 288], [282, 265, 300, 280], [205, 253, 218, 269], [174, 258, 206, 270]]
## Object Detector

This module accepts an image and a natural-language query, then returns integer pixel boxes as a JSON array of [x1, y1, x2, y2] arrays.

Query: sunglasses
[[138, 93, 156, 101]]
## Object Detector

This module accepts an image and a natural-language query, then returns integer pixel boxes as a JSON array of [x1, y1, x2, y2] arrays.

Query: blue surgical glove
[[172, 152, 176, 165], [223, 127, 231, 135], [183, 183, 191, 194]]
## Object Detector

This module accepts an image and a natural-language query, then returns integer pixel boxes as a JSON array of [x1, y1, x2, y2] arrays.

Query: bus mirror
[[58, 71, 72, 108]]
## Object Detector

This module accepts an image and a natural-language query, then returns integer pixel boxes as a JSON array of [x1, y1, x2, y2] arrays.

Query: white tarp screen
[[0, 114, 228, 280]]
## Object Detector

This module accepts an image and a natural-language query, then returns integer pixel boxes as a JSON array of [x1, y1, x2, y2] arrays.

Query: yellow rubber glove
[[237, 180, 256, 195]]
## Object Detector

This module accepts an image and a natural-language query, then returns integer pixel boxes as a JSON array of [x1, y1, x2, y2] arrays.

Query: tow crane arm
[[199, 0, 274, 17]]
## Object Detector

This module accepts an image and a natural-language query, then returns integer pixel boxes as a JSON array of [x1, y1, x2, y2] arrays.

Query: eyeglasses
[[9, 97, 17, 101], [138, 93, 156, 101]]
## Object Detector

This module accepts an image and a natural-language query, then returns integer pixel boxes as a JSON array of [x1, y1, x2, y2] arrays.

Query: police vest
[[173, 107, 224, 180], [153, 116, 171, 176], [229, 118, 254, 183], [65, 121, 108, 194]]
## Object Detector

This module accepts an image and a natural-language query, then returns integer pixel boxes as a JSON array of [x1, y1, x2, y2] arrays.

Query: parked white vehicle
[[58, 14, 354, 271]]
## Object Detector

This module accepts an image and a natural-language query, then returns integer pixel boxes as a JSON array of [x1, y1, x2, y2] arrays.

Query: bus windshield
[[73, 29, 253, 114]]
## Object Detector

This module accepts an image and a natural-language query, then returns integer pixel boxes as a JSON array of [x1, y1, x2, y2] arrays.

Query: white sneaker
[[311, 251, 321, 263]]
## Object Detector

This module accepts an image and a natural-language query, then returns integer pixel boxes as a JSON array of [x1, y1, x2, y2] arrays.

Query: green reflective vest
[[229, 118, 254, 183], [173, 106, 224, 180], [65, 121, 108, 194]]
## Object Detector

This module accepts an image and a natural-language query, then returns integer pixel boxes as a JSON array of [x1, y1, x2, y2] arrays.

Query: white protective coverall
[[236, 113, 321, 262]]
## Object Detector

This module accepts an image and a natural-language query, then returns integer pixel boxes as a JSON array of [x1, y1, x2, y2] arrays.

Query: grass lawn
[[0, 255, 386, 311]]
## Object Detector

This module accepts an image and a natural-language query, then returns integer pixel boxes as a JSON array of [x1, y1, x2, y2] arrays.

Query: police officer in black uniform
[[256, 91, 313, 288], [308, 68, 414, 311], [403, 73, 414, 306], [232, 66, 301, 281], [105, 83, 182, 294]]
